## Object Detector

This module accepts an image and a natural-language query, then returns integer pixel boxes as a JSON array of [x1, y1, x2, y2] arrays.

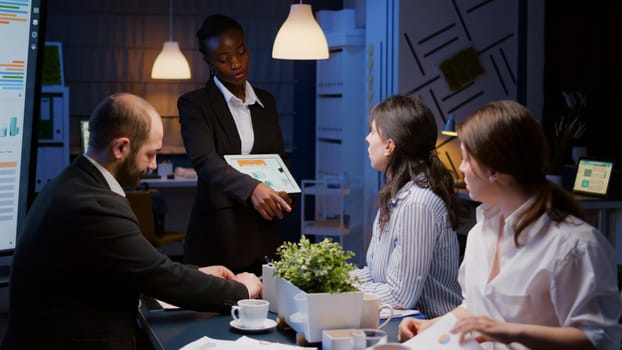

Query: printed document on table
[[381, 308, 420, 319], [140, 297, 181, 311], [402, 313, 483, 349], [180, 335, 317, 350], [155, 299, 180, 310]]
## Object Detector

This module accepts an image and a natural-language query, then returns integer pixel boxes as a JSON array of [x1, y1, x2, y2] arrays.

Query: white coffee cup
[[360, 292, 393, 329], [351, 329, 388, 350], [230, 299, 269, 328]]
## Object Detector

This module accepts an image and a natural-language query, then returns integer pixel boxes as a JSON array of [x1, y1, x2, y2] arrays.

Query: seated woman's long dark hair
[[370, 95, 462, 232]]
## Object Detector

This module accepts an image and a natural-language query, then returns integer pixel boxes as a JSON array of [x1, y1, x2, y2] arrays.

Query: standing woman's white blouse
[[351, 180, 462, 317], [460, 198, 622, 350]]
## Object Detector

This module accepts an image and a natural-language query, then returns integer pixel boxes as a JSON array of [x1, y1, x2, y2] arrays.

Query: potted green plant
[[273, 235, 359, 293], [546, 91, 587, 181], [271, 236, 363, 342]]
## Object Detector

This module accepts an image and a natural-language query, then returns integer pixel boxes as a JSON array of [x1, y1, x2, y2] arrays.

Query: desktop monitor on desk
[[80, 119, 89, 154]]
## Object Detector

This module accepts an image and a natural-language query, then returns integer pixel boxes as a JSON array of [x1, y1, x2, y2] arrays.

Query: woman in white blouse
[[351, 95, 463, 318], [398, 100, 622, 349]]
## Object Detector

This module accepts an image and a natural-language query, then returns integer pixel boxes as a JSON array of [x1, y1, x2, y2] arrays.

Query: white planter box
[[262, 264, 278, 313], [275, 277, 364, 342]]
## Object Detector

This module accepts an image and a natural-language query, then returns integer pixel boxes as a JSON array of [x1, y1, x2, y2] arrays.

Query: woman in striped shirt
[[351, 95, 463, 318]]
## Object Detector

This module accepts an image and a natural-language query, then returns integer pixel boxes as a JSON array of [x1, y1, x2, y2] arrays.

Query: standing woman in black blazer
[[178, 14, 292, 275]]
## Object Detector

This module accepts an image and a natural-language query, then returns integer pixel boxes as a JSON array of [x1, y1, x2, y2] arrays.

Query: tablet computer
[[224, 154, 301, 193]]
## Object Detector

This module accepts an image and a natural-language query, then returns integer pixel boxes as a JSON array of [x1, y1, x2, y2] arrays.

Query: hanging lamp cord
[[168, 0, 173, 41]]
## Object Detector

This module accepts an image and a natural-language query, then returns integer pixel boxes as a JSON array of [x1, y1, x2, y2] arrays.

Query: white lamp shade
[[151, 41, 191, 79], [272, 4, 329, 60]]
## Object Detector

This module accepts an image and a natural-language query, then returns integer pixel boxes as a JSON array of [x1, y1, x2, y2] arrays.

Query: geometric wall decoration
[[397, 0, 519, 181], [398, 0, 518, 126], [439, 47, 485, 91]]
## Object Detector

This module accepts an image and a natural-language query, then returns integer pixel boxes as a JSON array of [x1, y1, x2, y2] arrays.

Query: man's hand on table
[[197, 265, 262, 299], [234, 272, 263, 299], [198, 265, 235, 279]]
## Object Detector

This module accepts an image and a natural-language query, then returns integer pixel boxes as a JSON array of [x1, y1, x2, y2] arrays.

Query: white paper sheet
[[180, 335, 317, 350], [155, 299, 180, 310], [179, 336, 238, 350], [402, 313, 483, 350], [380, 308, 420, 319]]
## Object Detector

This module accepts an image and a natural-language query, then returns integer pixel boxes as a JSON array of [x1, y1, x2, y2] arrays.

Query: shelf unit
[[35, 86, 70, 192], [301, 177, 352, 238], [301, 9, 367, 265]]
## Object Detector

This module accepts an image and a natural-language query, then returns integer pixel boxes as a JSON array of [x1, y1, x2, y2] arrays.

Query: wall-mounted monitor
[[0, 0, 47, 254]]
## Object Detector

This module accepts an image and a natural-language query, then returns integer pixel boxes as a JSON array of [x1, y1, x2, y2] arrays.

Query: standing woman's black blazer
[[178, 77, 288, 272]]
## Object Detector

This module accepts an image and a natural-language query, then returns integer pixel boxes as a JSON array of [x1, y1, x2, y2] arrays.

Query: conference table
[[138, 299, 420, 349]]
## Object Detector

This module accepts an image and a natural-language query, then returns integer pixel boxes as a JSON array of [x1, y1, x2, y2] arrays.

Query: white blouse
[[213, 76, 263, 155], [460, 199, 622, 350], [351, 181, 462, 317]]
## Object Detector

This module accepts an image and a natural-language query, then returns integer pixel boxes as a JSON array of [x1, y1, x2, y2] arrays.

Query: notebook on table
[[572, 157, 615, 200]]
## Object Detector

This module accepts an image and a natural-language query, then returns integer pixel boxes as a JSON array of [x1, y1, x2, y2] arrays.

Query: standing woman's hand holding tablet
[[250, 183, 291, 220]]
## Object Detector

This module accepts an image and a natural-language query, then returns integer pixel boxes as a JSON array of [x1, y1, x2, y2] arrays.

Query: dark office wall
[[543, 1, 622, 167], [43, 0, 295, 155], [42, 0, 343, 242]]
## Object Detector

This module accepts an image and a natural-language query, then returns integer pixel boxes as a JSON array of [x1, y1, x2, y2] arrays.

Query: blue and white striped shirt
[[351, 180, 462, 317]]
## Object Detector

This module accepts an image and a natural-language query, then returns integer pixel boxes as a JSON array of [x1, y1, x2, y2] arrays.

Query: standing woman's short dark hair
[[196, 14, 244, 56], [459, 100, 585, 245], [369, 95, 461, 231]]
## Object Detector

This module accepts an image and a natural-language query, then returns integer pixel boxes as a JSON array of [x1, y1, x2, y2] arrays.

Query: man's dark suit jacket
[[178, 78, 288, 273], [1, 156, 249, 349]]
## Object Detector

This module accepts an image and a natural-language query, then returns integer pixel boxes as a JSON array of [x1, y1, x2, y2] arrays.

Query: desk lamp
[[436, 114, 464, 188], [436, 114, 458, 149], [441, 114, 458, 137]]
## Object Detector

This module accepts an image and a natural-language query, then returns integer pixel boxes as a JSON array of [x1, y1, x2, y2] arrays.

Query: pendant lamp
[[272, 2, 329, 60], [151, 0, 191, 79]]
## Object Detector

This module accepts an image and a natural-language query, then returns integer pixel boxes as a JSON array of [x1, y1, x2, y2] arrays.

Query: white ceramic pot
[[275, 277, 364, 342]]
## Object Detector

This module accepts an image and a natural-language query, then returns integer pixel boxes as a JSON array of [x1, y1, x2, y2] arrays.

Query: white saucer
[[229, 318, 277, 332]]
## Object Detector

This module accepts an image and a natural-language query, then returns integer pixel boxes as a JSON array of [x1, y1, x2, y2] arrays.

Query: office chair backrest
[[126, 189, 186, 248]]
